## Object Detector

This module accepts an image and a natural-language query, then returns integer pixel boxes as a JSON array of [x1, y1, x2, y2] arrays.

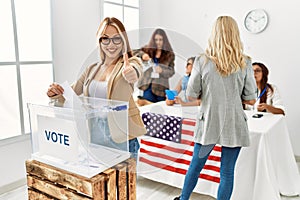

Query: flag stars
[[142, 112, 182, 143]]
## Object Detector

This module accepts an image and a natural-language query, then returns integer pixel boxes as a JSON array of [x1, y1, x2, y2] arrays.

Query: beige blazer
[[53, 56, 146, 142]]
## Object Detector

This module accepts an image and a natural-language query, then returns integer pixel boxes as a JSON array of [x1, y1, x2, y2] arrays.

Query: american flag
[[139, 112, 222, 184]]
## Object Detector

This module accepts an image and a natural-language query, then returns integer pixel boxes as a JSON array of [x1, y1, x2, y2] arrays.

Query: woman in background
[[174, 16, 256, 200], [248, 62, 285, 115], [136, 28, 175, 104], [165, 57, 200, 106], [46, 17, 146, 157], [174, 56, 200, 106]]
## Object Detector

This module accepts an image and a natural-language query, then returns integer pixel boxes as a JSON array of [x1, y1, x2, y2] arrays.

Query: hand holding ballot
[[47, 82, 64, 97], [165, 89, 178, 106]]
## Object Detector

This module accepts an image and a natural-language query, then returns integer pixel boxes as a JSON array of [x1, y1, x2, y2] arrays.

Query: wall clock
[[244, 9, 268, 33]]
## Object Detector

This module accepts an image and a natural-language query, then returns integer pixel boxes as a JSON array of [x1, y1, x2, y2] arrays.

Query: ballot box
[[27, 96, 130, 178]]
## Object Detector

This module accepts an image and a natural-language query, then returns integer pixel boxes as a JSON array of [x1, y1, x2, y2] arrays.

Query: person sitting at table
[[165, 57, 200, 106], [245, 62, 285, 115], [135, 28, 175, 105]]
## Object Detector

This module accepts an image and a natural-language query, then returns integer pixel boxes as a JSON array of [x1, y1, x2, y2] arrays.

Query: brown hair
[[142, 28, 174, 63], [96, 17, 133, 63], [252, 62, 274, 103], [187, 56, 195, 63]]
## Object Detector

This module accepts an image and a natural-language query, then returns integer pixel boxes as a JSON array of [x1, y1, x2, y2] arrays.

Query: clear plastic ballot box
[[27, 96, 130, 178]]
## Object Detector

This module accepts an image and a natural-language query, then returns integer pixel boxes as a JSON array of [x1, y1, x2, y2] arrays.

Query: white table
[[138, 102, 300, 200]]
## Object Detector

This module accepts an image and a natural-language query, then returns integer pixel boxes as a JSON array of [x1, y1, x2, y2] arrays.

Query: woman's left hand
[[175, 96, 183, 104], [122, 53, 138, 83]]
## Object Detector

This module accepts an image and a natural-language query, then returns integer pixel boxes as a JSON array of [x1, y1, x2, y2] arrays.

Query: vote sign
[[37, 115, 79, 163]]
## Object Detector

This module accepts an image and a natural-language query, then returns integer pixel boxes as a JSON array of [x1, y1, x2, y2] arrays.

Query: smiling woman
[[47, 17, 146, 158], [98, 26, 125, 67]]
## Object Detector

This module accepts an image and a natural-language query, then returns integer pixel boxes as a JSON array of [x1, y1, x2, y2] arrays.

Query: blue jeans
[[128, 138, 140, 160], [180, 143, 241, 200], [90, 117, 140, 158], [143, 84, 166, 103]]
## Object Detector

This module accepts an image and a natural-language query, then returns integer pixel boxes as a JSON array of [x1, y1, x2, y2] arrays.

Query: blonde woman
[[47, 17, 146, 157], [174, 16, 256, 200]]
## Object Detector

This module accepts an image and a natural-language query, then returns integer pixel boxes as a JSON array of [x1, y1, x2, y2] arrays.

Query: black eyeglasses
[[99, 37, 122, 45]]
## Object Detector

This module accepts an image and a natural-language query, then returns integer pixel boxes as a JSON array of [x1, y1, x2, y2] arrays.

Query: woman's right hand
[[47, 83, 64, 97], [166, 99, 175, 106], [142, 53, 150, 61]]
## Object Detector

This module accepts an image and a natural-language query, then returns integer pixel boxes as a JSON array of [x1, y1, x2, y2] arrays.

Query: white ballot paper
[[60, 81, 82, 108]]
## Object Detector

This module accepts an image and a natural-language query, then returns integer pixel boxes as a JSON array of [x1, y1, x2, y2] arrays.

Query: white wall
[[51, 0, 101, 83], [140, 0, 300, 155], [0, 136, 31, 191], [139, 0, 161, 46]]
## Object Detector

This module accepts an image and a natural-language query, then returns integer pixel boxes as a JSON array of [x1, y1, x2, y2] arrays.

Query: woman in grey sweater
[[174, 16, 256, 200]]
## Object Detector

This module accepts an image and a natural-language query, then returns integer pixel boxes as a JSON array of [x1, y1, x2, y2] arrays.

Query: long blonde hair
[[206, 16, 249, 76], [96, 17, 133, 62]]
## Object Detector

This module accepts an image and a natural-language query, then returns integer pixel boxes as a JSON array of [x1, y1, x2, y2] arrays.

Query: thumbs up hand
[[122, 53, 138, 83]]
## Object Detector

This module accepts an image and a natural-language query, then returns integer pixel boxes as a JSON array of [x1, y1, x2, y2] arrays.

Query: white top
[[88, 80, 108, 99], [245, 84, 285, 113]]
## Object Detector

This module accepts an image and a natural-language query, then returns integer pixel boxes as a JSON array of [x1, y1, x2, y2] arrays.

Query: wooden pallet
[[25, 158, 136, 200]]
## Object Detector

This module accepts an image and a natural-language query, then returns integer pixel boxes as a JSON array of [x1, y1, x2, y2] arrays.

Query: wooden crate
[[25, 158, 136, 200]]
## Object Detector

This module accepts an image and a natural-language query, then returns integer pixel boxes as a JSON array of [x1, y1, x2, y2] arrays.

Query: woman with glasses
[[246, 62, 285, 115], [46, 17, 146, 157], [174, 16, 257, 200], [165, 57, 200, 106], [135, 28, 175, 105]]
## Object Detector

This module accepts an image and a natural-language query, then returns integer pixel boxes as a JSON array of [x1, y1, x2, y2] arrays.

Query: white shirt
[[88, 80, 108, 99], [245, 84, 285, 113]]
